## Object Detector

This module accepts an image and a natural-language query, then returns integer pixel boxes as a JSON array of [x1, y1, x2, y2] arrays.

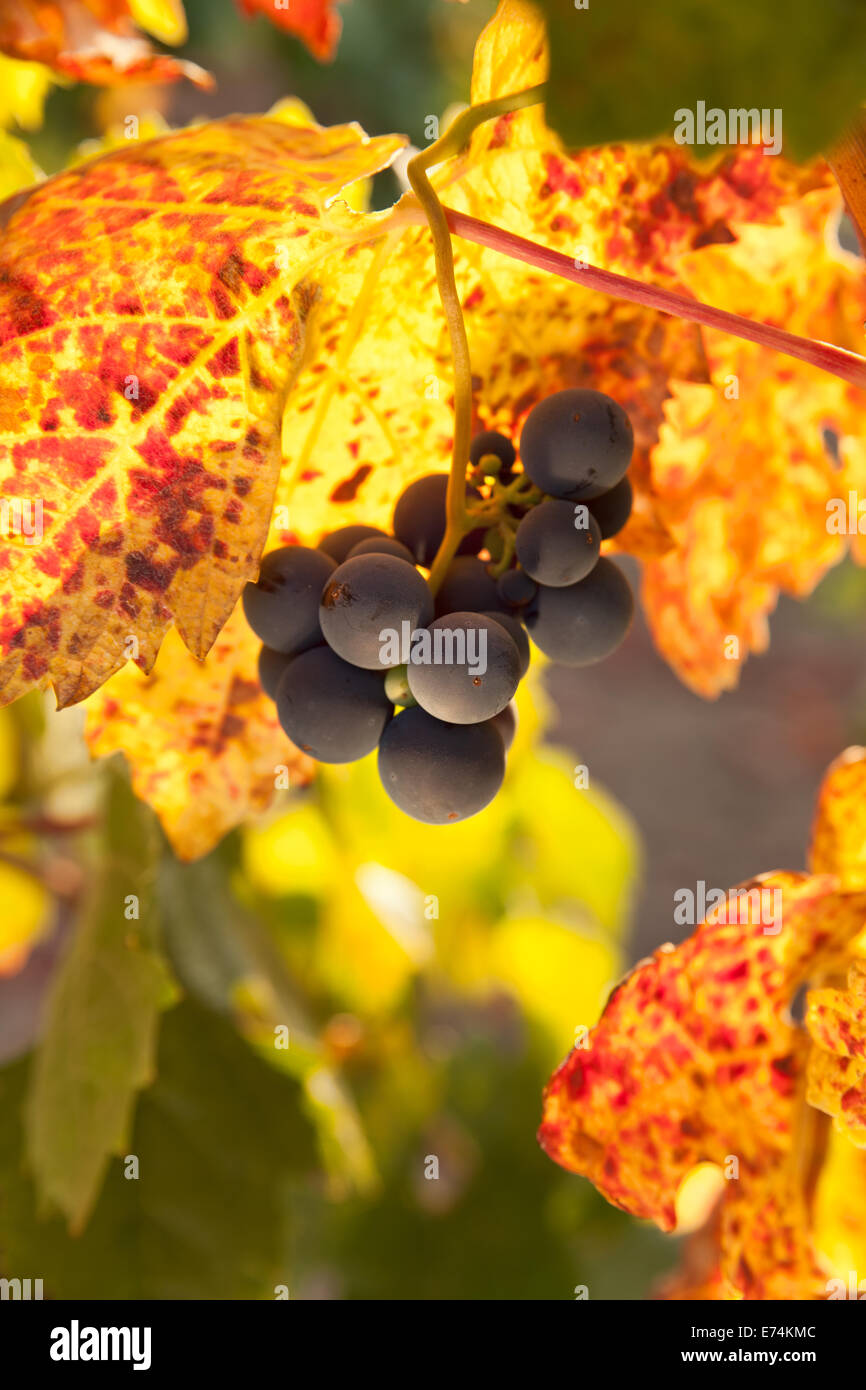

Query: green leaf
[[159, 847, 379, 1198], [0, 1000, 318, 1298], [539, 0, 866, 159], [24, 766, 175, 1234]]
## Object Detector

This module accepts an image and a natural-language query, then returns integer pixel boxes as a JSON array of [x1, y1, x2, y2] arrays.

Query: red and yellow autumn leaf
[[810, 745, 866, 890], [237, 0, 347, 62], [0, 111, 402, 713], [85, 601, 313, 858], [539, 870, 866, 1298], [807, 960, 866, 1148], [0, 0, 211, 86], [539, 747, 866, 1298], [804, 745, 866, 1152]]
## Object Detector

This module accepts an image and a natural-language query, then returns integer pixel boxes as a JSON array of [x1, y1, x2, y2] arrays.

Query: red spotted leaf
[[539, 871, 866, 1297], [807, 960, 866, 1148], [0, 111, 403, 709]]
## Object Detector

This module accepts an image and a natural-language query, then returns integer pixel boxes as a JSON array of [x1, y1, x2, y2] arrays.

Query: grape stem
[[489, 526, 518, 579], [407, 85, 546, 594], [438, 208, 866, 392]]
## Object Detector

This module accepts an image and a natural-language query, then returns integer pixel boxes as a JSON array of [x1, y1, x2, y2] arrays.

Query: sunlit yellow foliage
[[242, 678, 637, 1030], [0, 707, 48, 974], [0, 54, 54, 130]]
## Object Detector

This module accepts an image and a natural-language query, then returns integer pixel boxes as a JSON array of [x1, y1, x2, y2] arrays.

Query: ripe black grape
[[242, 546, 335, 655], [258, 645, 293, 700], [392, 474, 483, 565], [588, 476, 633, 539], [433, 555, 502, 617], [515, 498, 601, 587], [319, 525, 386, 563], [470, 429, 517, 480], [490, 702, 517, 752], [496, 567, 538, 609], [319, 553, 434, 669], [480, 610, 530, 678], [378, 706, 505, 823], [347, 535, 416, 564], [520, 389, 633, 500], [276, 646, 392, 763], [406, 612, 520, 724], [524, 557, 633, 665]]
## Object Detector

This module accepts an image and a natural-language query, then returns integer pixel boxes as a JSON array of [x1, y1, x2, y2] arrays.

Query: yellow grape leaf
[[661, 1131, 866, 1300], [489, 915, 618, 1056], [242, 798, 332, 899], [317, 865, 428, 1015], [70, 112, 170, 167], [85, 603, 313, 860], [0, 854, 49, 975], [813, 1129, 866, 1290], [128, 0, 186, 43], [539, 871, 866, 1298], [0, 703, 49, 975], [0, 113, 403, 711], [807, 960, 866, 1148], [245, 798, 427, 1017], [809, 746, 866, 891], [0, 52, 55, 129], [0, 703, 19, 798], [644, 195, 866, 695]]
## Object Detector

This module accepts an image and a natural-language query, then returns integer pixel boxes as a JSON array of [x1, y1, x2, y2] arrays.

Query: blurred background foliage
[[2, 0, 866, 1302], [0, 670, 676, 1298]]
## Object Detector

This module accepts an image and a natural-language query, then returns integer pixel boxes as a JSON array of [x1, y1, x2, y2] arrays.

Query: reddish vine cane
[[404, 86, 866, 594]]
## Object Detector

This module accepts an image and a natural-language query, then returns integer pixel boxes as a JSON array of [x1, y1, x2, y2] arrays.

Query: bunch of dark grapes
[[244, 387, 634, 825]]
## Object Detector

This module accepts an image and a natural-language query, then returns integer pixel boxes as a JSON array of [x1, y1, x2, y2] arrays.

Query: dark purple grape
[[258, 646, 294, 700], [524, 558, 633, 666], [275, 646, 392, 763], [347, 535, 416, 564], [242, 546, 335, 654], [318, 525, 386, 563], [406, 613, 520, 724], [470, 429, 517, 481], [496, 567, 538, 610], [490, 702, 517, 752], [378, 706, 505, 824], [433, 556, 502, 618], [515, 498, 601, 587], [392, 474, 483, 565], [480, 611, 530, 678], [588, 476, 633, 539], [520, 389, 633, 500], [319, 553, 434, 669]]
